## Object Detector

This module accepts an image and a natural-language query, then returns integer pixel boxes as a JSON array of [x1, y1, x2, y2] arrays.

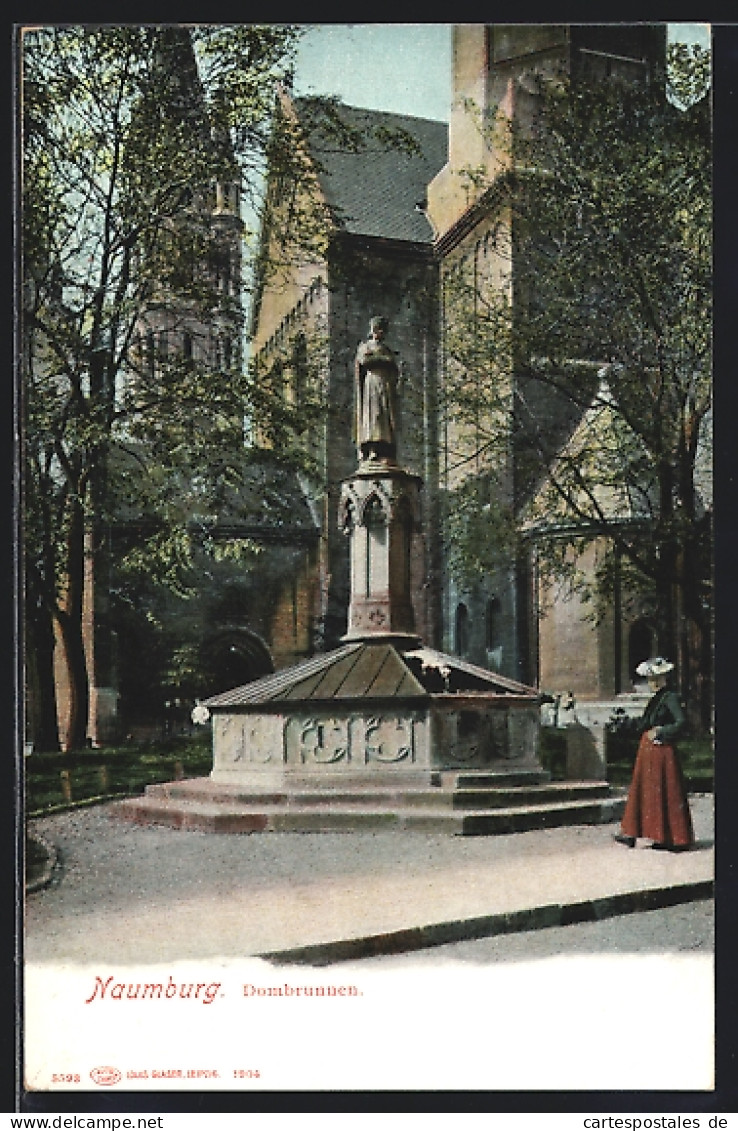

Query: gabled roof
[[204, 642, 426, 706], [213, 458, 320, 538], [204, 640, 539, 708], [297, 100, 448, 244], [110, 451, 318, 540]]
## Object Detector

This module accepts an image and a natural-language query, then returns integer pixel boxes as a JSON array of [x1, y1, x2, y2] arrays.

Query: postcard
[[19, 21, 721, 1106]]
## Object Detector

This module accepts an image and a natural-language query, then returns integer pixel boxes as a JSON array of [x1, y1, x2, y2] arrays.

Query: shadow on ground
[[348, 898, 715, 967]]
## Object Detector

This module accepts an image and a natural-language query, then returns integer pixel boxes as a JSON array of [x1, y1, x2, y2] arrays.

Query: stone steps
[[141, 778, 612, 811], [455, 784, 612, 809], [437, 771, 551, 788], [109, 775, 625, 836]]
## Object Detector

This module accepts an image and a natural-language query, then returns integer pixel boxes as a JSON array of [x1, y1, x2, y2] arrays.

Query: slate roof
[[212, 458, 319, 537], [204, 643, 425, 706], [110, 450, 318, 541], [403, 646, 541, 697], [204, 641, 539, 708], [297, 100, 448, 244]]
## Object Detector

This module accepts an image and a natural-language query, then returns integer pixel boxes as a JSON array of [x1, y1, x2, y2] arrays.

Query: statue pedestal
[[339, 462, 422, 645]]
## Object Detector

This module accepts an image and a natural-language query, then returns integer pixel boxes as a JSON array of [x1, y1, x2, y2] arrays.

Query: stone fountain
[[113, 318, 623, 833]]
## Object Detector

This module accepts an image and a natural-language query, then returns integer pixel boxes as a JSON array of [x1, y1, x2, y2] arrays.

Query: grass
[[24, 732, 213, 817]]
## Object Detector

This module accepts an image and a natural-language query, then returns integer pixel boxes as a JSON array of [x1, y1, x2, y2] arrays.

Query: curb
[[259, 878, 714, 966], [25, 833, 60, 895]]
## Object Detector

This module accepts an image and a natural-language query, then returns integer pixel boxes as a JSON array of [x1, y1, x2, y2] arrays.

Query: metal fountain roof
[[403, 645, 539, 697], [203, 641, 539, 709]]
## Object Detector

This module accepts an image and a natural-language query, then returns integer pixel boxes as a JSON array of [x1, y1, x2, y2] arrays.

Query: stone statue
[[354, 316, 399, 463]]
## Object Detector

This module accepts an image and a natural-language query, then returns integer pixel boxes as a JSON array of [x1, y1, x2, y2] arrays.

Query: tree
[[21, 25, 310, 750], [22, 25, 421, 750], [441, 44, 712, 726]]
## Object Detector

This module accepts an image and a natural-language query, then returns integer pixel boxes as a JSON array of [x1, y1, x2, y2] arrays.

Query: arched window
[[292, 332, 308, 409], [146, 330, 156, 379], [485, 596, 503, 670], [455, 602, 469, 657], [200, 628, 274, 695], [485, 596, 501, 651]]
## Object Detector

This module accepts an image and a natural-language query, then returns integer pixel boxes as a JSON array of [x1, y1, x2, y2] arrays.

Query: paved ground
[[24, 793, 714, 966], [358, 896, 714, 966]]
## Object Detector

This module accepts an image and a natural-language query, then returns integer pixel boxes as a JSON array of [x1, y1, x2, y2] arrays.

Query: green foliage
[[25, 733, 213, 815], [443, 477, 519, 590], [21, 26, 326, 746], [515, 50, 711, 521], [441, 45, 712, 717], [666, 41, 711, 109]]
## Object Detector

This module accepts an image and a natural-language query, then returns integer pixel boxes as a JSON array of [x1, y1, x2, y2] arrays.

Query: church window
[[146, 330, 156, 379], [486, 596, 502, 651], [157, 330, 169, 372], [291, 332, 308, 409], [212, 334, 233, 372], [455, 602, 469, 657]]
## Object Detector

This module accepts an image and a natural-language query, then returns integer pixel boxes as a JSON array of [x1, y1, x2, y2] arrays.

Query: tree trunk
[[675, 434, 712, 733], [24, 601, 60, 753], [655, 459, 679, 667], [678, 524, 713, 734], [56, 498, 90, 752], [56, 610, 90, 752]]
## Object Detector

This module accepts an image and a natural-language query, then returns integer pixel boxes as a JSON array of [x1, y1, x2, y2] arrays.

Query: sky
[[294, 24, 453, 121], [294, 22, 711, 121]]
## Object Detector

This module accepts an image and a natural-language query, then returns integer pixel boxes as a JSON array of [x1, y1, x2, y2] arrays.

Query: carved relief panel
[[363, 715, 415, 764], [281, 711, 424, 771], [429, 708, 513, 768], [285, 716, 351, 767], [212, 713, 282, 769]]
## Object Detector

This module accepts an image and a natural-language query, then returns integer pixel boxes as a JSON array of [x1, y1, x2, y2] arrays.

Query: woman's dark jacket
[[636, 687, 685, 744]]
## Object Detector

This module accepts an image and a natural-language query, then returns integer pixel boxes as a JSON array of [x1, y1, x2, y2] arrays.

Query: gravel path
[[24, 794, 714, 965]]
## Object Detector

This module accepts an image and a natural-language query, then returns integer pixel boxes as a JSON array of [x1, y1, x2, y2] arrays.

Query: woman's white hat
[[636, 657, 674, 678]]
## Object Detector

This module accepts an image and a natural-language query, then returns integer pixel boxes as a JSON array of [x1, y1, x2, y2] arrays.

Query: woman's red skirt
[[620, 734, 694, 846]]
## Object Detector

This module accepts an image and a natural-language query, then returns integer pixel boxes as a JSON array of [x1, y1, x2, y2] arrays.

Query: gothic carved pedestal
[[339, 461, 422, 647]]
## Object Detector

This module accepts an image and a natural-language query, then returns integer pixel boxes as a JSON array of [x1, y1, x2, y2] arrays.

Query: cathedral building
[[426, 24, 670, 696], [30, 23, 711, 748], [248, 23, 686, 706], [249, 92, 448, 654]]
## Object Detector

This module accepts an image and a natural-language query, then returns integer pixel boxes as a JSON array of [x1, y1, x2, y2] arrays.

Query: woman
[[614, 657, 694, 851]]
